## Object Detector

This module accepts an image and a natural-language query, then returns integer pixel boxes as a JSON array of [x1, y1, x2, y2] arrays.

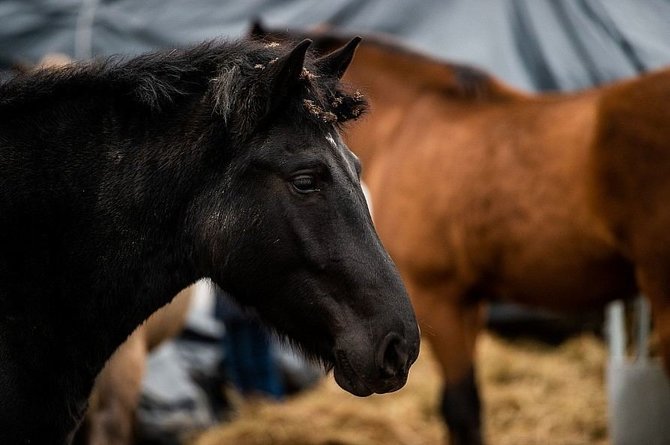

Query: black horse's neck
[[31, 92, 207, 317], [0, 41, 228, 115], [0, 79, 213, 441]]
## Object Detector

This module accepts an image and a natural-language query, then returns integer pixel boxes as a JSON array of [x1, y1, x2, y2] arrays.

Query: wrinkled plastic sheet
[[1, 0, 670, 91]]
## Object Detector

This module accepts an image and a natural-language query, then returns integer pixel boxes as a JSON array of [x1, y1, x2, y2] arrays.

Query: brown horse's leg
[[635, 266, 670, 373], [441, 365, 481, 445], [87, 327, 148, 445], [411, 281, 485, 445]]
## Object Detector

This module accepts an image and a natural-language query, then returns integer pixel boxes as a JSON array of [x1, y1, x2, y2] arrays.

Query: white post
[[607, 300, 626, 364]]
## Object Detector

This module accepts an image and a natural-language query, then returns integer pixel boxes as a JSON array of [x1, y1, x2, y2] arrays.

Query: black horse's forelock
[[206, 43, 368, 135], [0, 39, 368, 132]]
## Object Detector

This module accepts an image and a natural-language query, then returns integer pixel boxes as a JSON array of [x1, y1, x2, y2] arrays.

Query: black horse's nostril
[[377, 332, 410, 378]]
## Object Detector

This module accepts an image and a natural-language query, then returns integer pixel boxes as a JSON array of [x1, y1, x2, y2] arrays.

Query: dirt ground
[[192, 333, 608, 445]]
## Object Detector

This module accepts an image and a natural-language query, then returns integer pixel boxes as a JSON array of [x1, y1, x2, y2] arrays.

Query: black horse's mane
[[0, 38, 367, 127]]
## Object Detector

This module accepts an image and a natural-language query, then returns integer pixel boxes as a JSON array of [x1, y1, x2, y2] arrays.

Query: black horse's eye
[[291, 174, 319, 194]]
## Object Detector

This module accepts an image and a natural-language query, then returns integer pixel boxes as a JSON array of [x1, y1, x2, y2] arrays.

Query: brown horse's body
[[346, 42, 670, 445], [252, 26, 670, 445]]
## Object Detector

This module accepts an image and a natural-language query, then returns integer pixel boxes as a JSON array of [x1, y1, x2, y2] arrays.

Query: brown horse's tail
[[589, 68, 670, 245]]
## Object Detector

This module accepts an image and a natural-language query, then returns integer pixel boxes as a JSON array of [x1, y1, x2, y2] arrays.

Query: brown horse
[[251, 24, 670, 445]]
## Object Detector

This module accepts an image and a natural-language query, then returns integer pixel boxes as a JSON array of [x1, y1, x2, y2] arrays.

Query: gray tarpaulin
[[1, 0, 670, 91]]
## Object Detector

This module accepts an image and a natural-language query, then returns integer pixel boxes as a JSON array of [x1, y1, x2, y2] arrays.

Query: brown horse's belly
[[495, 248, 637, 311]]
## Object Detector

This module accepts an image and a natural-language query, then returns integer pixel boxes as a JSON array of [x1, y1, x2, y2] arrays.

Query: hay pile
[[192, 333, 608, 445], [481, 335, 607, 445]]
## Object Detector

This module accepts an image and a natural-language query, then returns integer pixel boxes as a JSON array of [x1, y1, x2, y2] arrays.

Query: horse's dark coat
[[0, 38, 419, 444]]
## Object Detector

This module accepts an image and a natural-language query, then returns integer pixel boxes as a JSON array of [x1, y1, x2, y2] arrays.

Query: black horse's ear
[[215, 40, 311, 135], [315, 36, 361, 79], [262, 39, 312, 100], [249, 19, 267, 38]]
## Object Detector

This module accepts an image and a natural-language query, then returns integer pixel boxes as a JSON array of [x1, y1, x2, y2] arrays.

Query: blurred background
[[3, 0, 670, 90], [3, 1, 670, 444]]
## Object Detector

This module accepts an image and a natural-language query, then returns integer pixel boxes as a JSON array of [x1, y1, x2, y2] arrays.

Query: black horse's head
[[190, 38, 419, 395]]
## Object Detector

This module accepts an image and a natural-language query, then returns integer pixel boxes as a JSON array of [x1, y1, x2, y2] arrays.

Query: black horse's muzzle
[[333, 326, 420, 396]]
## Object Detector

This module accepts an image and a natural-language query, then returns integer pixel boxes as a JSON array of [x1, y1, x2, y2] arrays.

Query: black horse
[[0, 38, 420, 444]]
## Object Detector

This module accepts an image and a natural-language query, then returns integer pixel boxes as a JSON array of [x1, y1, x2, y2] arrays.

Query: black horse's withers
[[0, 36, 418, 443]]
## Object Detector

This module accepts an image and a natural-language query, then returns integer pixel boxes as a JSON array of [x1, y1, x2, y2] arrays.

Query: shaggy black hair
[[0, 39, 367, 135]]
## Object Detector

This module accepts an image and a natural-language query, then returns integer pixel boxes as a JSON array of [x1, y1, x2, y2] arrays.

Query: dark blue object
[[215, 290, 284, 399]]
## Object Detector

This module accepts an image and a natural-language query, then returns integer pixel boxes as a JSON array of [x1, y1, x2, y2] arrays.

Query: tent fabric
[[1, 0, 670, 91]]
